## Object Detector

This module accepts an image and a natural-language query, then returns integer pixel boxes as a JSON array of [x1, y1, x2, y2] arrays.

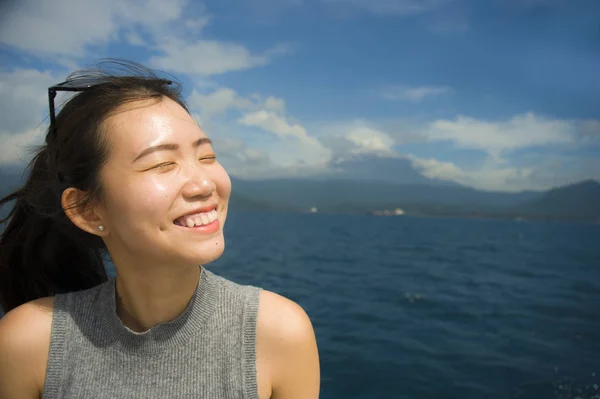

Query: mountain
[[230, 176, 600, 219], [229, 176, 542, 212], [513, 179, 600, 219]]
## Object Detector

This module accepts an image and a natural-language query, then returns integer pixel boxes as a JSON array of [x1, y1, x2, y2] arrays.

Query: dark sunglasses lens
[[54, 78, 109, 90], [55, 77, 172, 91]]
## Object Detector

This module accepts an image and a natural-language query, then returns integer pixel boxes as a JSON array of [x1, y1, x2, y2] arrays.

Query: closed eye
[[150, 162, 175, 170], [147, 156, 215, 171], [199, 156, 217, 163]]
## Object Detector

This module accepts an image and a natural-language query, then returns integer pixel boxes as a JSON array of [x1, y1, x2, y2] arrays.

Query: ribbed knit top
[[42, 267, 263, 398]]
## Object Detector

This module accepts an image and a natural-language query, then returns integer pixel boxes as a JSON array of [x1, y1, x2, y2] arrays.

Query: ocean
[[202, 211, 599, 399]]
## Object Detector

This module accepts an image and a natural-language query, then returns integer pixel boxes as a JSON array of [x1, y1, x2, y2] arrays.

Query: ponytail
[[0, 148, 107, 313]]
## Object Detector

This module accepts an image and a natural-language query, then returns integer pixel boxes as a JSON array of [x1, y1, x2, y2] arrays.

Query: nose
[[181, 163, 216, 198]]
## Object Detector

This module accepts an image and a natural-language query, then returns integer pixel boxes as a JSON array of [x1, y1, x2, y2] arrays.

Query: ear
[[61, 187, 107, 236]]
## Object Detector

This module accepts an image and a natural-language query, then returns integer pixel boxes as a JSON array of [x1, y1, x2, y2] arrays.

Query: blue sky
[[1, 0, 599, 191]]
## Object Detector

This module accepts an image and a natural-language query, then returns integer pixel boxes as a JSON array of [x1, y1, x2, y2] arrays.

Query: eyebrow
[[133, 137, 213, 163]]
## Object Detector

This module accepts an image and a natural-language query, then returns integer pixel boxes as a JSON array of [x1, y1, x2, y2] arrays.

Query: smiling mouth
[[174, 209, 218, 227]]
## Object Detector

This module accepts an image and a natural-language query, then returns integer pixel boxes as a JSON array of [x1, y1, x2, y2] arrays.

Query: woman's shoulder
[[257, 290, 313, 339], [0, 296, 55, 344], [0, 297, 55, 397], [256, 290, 321, 398]]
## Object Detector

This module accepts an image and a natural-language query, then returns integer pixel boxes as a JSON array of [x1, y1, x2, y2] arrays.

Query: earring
[[98, 225, 105, 231]]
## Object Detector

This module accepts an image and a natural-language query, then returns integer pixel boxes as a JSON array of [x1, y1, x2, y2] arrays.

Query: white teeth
[[178, 209, 218, 227]]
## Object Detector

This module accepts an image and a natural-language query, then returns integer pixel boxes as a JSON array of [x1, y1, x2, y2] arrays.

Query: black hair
[[0, 59, 189, 312]]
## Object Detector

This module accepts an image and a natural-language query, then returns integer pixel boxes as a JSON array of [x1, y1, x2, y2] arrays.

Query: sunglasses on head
[[47, 77, 173, 137]]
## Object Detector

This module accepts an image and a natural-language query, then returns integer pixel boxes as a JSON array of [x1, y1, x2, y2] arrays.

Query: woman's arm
[[0, 298, 53, 399], [257, 291, 321, 399]]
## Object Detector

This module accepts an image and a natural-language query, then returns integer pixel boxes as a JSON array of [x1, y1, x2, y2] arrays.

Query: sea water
[[204, 211, 599, 399]]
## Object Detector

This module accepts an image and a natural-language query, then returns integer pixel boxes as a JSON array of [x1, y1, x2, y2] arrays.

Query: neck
[[112, 260, 202, 333]]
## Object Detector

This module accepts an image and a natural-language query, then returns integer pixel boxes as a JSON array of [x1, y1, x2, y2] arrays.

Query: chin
[[190, 236, 226, 265]]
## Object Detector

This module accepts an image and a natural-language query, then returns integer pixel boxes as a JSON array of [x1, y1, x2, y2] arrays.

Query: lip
[[174, 204, 218, 222]]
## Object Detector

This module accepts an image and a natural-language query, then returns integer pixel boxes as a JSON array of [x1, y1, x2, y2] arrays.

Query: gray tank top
[[42, 267, 262, 398]]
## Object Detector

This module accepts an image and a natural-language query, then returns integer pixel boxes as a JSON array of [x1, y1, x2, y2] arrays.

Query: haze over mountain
[[320, 154, 460, 187]]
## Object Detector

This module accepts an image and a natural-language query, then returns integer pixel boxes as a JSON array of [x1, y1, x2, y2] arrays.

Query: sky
[[0, 0, 599, 192]]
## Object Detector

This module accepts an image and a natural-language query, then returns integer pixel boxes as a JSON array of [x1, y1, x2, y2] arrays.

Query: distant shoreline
[[231, 207, 600, 224]]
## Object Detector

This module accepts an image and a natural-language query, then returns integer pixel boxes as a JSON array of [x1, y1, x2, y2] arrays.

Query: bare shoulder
[[258, 290, 315, 341], [0, 296, 54, 324], [0, 296, 54, 350], [256, 290, 320, 399], [0, 297, 55, 398]]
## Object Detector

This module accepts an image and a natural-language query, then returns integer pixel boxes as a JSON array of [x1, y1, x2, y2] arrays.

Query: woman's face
[[96, 97, 231, 268]]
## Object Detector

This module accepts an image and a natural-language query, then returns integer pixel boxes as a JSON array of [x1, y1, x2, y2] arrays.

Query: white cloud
[[0, 0, 288, 77], [239, 110, 323, 148], [188, 87, 295, 127], [120, 0, 188, 24], [316, 120, 396, 159], [408, 156, 464, 181], [0, 0, 189, 57], [422, 112, 576, 157], [124, 31, 148, 47], [0, 0, 119, 57], [149, 39, 287, 76], [322, 0, 452, 16], [0, 69, 60, 133], [214, 140, 270, 166], [345, 127, 395, 153], [189, 88, 253, 122], [183, 15, 213, 32], [381, 85, 453, 102], [264, 97, 286, 114], [407, 155, 542, 191]]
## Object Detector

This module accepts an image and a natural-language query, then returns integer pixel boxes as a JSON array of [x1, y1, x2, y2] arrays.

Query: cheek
[[105, 176, 174, 226], [133, 179, 174, 215]]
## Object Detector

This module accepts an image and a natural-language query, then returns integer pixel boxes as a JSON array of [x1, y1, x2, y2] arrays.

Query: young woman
[[0, 60, 320, 398]]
